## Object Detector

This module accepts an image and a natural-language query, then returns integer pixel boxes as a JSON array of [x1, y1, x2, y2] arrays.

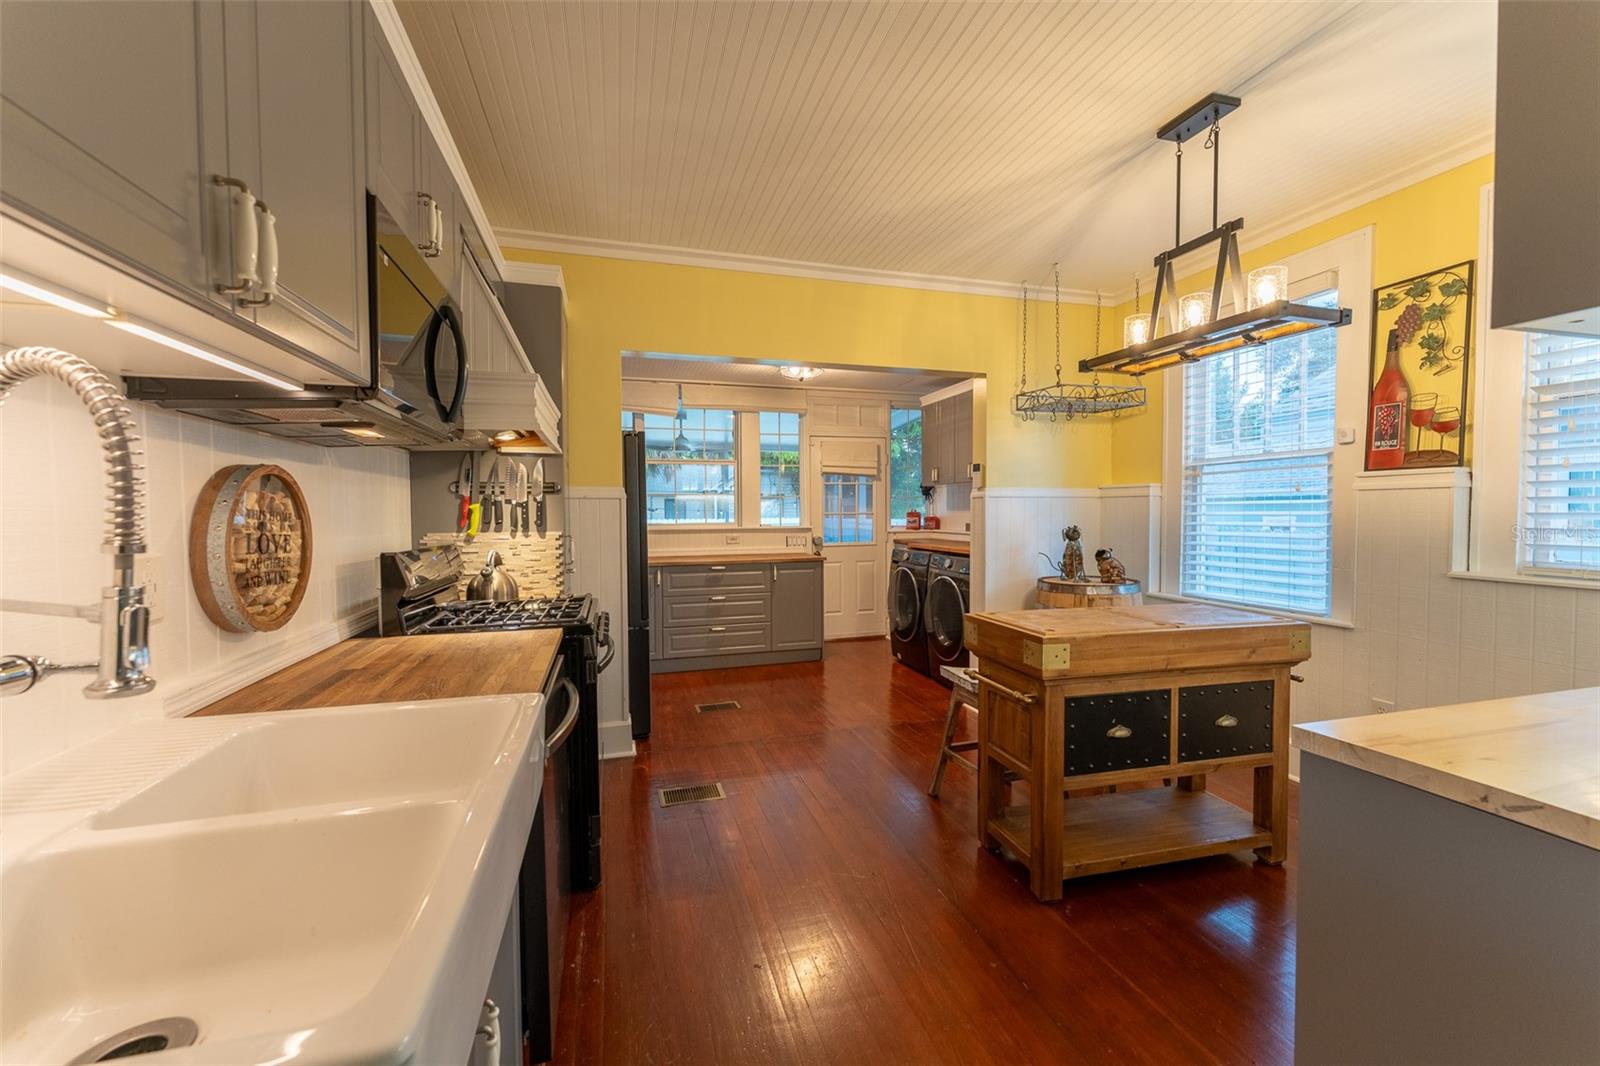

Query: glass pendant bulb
[[1123, 313, 1152, 347], [1179, 292, 1211, 330], [1248, 265, 1288, 310]]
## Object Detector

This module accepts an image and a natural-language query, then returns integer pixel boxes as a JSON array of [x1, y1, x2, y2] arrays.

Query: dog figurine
[[1095, 548, 1127, 584]]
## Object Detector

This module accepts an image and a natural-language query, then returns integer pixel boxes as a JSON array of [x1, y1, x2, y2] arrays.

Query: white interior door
[[811, 438, 886, 639]]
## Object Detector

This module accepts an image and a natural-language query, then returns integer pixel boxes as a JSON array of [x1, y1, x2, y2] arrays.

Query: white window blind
[[1180, 290, 1338, 615], [1519, 332, 1600, 575]]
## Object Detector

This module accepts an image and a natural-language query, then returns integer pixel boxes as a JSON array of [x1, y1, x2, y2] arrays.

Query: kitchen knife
[[455, 452, 473, 532], [509, 461, 521, 535], [514, 460, 530, 534], [530, 458, 545, 532]]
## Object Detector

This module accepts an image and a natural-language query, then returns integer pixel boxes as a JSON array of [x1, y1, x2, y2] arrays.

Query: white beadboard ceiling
[[622, 352, 967, 395], [398, 1, 1496, 295]]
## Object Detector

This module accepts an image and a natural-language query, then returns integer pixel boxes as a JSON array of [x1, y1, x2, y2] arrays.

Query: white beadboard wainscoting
[[971, 488, 1104, 613], [1122, 468, 1600, 777], [0, 382, 410, 777], [565, 486, 635, 759]]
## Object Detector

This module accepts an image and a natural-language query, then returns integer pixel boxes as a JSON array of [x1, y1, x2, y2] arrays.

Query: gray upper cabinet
[[364, 8, 423, 249], [771, 562, 823, 650], [224, 0, 367, 381], [919, 391, 974, 486], [0, 0, 225, 303], [920, 400, 941, 484]]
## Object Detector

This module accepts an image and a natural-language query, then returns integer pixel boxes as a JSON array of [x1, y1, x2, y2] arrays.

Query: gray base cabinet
[[649, 559, 823, 673]]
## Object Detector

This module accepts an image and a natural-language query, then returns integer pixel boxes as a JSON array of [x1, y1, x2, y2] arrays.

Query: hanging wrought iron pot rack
[[1012, 267, 1145, 421]]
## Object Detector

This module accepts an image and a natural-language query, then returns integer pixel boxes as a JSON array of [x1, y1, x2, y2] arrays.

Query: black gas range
[[377, 544, 608, 1064]]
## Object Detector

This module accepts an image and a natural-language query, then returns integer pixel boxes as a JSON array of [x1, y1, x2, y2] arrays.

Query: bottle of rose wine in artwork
[[1367, 328, 1410, 469]]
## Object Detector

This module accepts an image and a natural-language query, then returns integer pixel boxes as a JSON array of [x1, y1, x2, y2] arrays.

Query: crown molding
[[1108, 132, 1495, 304], [495, 227, 1101, 304]]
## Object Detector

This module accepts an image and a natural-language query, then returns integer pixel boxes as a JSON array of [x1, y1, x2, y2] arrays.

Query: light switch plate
[[724, 533, 741, 545]]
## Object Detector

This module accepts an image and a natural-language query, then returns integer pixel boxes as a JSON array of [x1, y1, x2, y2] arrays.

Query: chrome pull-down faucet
[[0, 346, 155, 698]]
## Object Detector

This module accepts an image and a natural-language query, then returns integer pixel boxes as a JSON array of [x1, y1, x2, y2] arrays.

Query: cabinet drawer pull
[[708, 565, 727, 570], [974, 673, 1036, 704], [1214, 714, 1239, 728], [709, 595, 726, 602], [709, 626, 727, 633], [1106, 724, 1133, 739]]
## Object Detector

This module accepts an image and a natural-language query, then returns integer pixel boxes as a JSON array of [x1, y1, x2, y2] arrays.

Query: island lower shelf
[[987, 788, 1273, 879]]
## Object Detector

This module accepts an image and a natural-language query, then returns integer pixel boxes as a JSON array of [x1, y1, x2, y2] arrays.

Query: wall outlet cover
[[724, 533, 741, 545], [1371, 698, 1394, 714]]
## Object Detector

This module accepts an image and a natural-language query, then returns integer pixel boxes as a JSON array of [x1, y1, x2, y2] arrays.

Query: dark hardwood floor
[[554, 639, 1298, 1065]]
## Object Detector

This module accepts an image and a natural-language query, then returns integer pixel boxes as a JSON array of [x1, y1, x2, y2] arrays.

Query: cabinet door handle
[[1214, 714, 1238, 728], [212, 175, 258, 294], [1106, 724, 1133, 739], [417, 192, 442, 256], [238, 200, 277, 307]]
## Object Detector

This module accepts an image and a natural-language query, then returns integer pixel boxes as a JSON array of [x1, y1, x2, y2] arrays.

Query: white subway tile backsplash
[[2, 388, 409, 778]]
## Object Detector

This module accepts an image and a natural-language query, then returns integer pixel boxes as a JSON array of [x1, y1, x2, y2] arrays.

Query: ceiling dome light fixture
[[1077, 92, 1352, 377], [778, 366, 824, 382]]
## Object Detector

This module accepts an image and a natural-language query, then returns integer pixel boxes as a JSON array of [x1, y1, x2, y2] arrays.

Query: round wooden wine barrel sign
[[189, 464, 313, 633]]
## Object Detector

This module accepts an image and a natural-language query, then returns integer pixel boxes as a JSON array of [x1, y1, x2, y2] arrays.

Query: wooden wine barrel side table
[[963, 603, 1311, 902], [1035, 577, 1143, 609]]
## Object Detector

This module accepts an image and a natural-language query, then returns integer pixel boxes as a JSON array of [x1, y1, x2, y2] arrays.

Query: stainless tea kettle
[[465, 550, 520, 601]]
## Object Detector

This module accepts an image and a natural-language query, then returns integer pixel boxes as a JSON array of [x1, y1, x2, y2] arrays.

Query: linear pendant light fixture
[[1079, 93, 1352, 377]]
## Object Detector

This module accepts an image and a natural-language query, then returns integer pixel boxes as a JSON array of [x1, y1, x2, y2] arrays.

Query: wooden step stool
[[928, 665, 981, 797]]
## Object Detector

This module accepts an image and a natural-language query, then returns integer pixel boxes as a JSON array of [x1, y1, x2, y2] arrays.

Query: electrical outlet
[[724, 533, 741, 545], [133, 553, 164, 623], [1371, 698, 1393, 714]]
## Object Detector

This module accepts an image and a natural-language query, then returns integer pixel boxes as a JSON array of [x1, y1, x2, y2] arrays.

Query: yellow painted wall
[[501, 248, 1110, 488], [1108, 154, 1495, 484]]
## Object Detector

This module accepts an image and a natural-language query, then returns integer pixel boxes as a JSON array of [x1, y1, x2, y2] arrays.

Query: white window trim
[[1160, 225, 1373, 625], [627, 408, 812, 530], [1465, 182, 1600, 586]]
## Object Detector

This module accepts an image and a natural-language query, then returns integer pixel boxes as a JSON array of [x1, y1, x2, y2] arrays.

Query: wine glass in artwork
[[1408, 392, 1438, 453], [1429, 406, 1461, 457]]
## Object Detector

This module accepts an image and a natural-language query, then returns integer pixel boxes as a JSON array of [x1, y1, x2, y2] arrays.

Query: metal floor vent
[[659, 783, 727, 808], [695, 699, 741, 714]]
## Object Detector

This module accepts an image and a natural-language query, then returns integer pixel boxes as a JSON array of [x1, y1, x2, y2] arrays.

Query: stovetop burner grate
[[408, 594, 594, 634]]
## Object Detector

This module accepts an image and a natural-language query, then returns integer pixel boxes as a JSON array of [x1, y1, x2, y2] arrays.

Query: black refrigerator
[[622, 431, 652, 739]]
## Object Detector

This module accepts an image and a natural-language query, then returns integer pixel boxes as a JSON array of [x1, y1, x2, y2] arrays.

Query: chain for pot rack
[[1013, 264, 1147, 421]]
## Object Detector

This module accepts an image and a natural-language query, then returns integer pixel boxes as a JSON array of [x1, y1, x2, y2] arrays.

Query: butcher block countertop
[[895, 539, 969, 555], [963, 603, 1311, 681], [194, 630, 563, 716], [1294, 688, 1600, 850], [648, 551, 821, 566]]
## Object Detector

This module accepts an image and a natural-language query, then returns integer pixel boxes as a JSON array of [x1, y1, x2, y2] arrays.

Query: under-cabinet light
[[107, 319, 301, 391], [0, 271, 113, 318]]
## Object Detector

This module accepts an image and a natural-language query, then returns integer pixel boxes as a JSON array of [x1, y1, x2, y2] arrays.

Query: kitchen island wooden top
[[964, 602, 1310, 680], [1294, 688, 1600, 849], [194, 629, 563, 716], [648, 551, 820, 566]]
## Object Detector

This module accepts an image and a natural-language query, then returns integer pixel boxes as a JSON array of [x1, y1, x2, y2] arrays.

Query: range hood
[[121, 374, 458, 448]]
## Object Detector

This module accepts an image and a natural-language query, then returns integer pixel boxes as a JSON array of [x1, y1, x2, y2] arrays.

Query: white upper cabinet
[[0, 1, 225, 306]]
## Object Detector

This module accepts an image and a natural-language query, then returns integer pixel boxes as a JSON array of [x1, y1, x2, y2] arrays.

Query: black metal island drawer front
[[1064, 689, 1171, 776], [1177, 681, 1274, 761]]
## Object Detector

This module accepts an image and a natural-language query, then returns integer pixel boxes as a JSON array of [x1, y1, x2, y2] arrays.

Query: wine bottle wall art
[[1364, 261, 1475, 471]]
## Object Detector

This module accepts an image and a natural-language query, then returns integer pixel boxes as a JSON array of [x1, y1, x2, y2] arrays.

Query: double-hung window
[[1180, 291, 1339, 615], [638, 408, 736, 524], [1518, 332, 1600, 575], [758, 412, 802, 526]]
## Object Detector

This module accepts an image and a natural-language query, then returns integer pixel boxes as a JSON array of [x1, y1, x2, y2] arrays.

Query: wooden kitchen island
[[964, 603, 1310, 901]]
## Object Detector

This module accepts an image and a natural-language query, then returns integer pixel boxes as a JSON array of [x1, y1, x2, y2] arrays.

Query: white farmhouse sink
[[0, 694, 545, 1066]]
